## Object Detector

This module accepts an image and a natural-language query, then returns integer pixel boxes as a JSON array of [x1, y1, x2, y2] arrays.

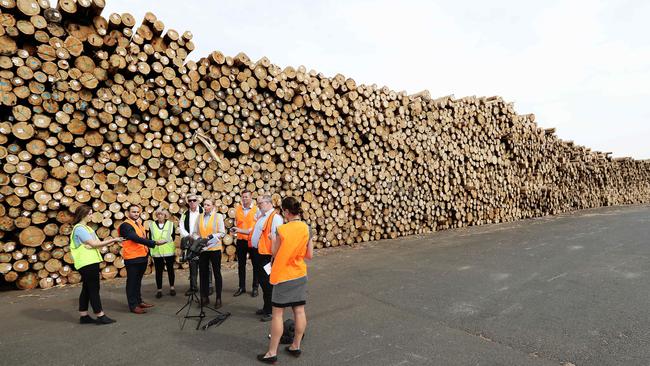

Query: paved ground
[[1, 205, 650, 366]]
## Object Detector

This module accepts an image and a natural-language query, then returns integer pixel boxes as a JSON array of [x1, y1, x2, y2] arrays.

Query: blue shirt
[[72, 226, 95, 248], [250, 211, 283, 248]]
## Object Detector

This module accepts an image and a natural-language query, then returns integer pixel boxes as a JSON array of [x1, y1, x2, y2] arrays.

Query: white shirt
[[180, 208, 201, 238], [242, 203, 253, 217], [250, 210, 283, 249]]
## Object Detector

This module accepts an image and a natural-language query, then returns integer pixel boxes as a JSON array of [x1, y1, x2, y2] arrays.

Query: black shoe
[[170, 289, 176, 296], [260, 314, 272, 322], [215, 298, 222, 309], [284, 346, 302, 357], [96, 315, 116, 325], [155, 291, 162, 299], [185, 288, 197, 296], [209, 286, 214, 296], [201, 297, 210, 306], [255, 308, 265, 315], [79, 315, 95, 324], [257, 354, 277, 364], [251, 288, 259, 297], [233, 288, 245, 297]]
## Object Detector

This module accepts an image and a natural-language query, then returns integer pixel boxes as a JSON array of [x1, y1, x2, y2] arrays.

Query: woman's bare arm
[[271, 232, 280, 257], [84, 237, 122, 248]]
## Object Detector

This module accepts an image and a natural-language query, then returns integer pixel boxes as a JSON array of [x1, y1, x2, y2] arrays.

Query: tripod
[[175, 289, 230, 330]]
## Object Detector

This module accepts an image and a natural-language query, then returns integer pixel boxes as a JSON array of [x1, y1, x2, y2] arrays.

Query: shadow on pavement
[[21, 308, 76, 323]]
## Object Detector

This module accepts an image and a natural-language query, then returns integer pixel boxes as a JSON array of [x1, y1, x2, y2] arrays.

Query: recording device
[[180, 236, 209, 262]]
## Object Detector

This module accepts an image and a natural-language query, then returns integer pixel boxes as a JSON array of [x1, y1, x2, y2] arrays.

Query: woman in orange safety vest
[[258, 196, 313, 363]]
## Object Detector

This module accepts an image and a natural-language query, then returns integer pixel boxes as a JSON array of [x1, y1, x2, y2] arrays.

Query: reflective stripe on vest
[[149, 221, 175, 257], [270, 221, 309, 285], [257, 210, 278, 255], [235, 204, 258, 243], [198, 212, 222, 251], [120, 219, 149, 260], [69, 224, 102, 270]]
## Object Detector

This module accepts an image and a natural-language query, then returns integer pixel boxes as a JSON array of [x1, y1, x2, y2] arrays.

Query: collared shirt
[[242, 203, 252, 216], [250, 210, 284, 248], [180, 208, 201, 238]]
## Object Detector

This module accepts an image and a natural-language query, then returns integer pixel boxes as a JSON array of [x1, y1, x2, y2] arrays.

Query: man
[[179, 194, 204, 295], [230, 190, 259, 297], [250, 194, 283, 321], [118, 205, 166, 314]]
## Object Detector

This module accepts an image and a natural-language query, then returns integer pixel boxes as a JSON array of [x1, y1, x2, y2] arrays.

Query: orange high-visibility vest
[[235, 204, 258, 245], [119, 219, 149, 260], [198, 212, 222, 251], [257, 210, 278, 255], [270, 221, 309, 285]]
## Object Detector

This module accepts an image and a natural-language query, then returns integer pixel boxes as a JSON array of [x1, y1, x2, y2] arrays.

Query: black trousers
[[199, 250, 222, 299], [78, 262, 102, 313], [125, 258, 148, 310], [153, 256, 175, 290], [253, 250, 273, 315], [236, 239, 258, 290]]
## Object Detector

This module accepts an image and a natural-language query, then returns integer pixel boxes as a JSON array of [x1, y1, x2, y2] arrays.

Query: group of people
[[69, 192, 313, 362]]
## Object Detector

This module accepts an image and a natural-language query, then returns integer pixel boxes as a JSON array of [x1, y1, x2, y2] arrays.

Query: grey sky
[[104, 0, 649, 159]]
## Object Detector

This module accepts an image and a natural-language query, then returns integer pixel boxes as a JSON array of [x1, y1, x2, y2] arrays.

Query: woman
[[195, 198, 226, 308], [258, 197, 313, 363], [149, 208, 176, 298], [70, 204, 123, 325]]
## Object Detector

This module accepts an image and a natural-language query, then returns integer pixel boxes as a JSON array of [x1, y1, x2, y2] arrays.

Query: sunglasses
[[188, 199, 197, 203]]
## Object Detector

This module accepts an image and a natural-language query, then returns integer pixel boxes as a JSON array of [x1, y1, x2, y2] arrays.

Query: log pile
[[1, 0, 650, 289]]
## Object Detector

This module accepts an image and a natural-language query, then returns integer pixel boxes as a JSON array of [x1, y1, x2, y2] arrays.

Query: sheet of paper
[[263, 262, 272, 275]]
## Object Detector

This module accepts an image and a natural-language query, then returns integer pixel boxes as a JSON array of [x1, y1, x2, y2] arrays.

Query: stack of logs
[[1, 0, 649, 290]]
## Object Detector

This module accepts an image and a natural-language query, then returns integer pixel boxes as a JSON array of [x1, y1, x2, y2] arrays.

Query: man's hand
[[155, 239, 167, 245]]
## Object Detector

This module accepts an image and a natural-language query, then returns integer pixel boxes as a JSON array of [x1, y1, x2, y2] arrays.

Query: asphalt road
[[1, 205, 649, 366]]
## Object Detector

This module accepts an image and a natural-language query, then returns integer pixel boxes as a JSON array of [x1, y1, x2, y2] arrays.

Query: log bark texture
[[1, 1, 650, 289]]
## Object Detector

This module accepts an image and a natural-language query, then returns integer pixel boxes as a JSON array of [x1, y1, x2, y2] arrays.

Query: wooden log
[[19, 226, 45, 247], [67, 271, 82, 284], [0, 262, 13, 274], [44, 258, 62, 272], [16, 272, 38, 289], [39, 277, 55, 289], [0, 1, 648, 290], [0, 36, 17, 55], [4, 271, 19, 283], [101, 265, 117, 279]]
